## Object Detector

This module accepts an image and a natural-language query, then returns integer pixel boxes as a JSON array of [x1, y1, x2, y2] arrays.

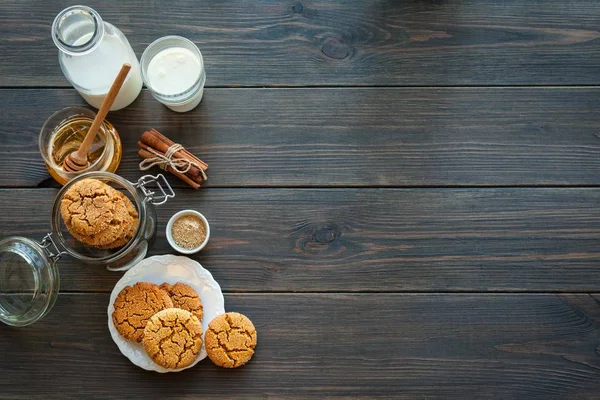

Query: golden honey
[[39, 107, 122, 185], [51, 117, 107, 166]]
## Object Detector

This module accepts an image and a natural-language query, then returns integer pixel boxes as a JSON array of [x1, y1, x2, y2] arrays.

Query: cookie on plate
[[160, 282, 203, 322], [112, 282, 173, 342], [143, 308, 203, 369], [205, 312, 257, 368]]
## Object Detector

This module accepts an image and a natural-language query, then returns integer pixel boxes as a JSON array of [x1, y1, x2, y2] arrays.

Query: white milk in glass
[[147, 47, 201, 95], [141, 36, 206, 113], [146, 47, 203, 112]]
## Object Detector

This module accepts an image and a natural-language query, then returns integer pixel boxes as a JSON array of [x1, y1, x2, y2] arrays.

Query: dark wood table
[[1, 1, 600, 398]]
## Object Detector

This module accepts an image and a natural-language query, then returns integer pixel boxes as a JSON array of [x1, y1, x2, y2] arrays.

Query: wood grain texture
[[1, 1, 600, 86], [4, 87, 600, 188], [3, 188, 600, 293], [0, 293, 598, 399]]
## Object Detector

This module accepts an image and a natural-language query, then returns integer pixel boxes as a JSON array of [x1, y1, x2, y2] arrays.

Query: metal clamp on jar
[[0, 172, 174, 326]]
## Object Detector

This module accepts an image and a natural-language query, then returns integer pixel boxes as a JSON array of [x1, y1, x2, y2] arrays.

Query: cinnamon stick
[[138, 148, 200, 189], [149, 128, 209, 170], [139, 132, 204, 179], [137, 141, 204, 183], [141, 130, 208, 172]]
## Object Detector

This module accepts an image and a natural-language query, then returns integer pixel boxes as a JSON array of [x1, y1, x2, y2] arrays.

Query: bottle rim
[[51, 5, 104, 56]]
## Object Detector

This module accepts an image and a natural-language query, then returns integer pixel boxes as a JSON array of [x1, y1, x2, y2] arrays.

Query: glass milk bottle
[[51, 5, 143, 111]]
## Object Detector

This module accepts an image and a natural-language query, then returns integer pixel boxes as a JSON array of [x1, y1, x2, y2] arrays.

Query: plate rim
[[107, 254, 225, 373]]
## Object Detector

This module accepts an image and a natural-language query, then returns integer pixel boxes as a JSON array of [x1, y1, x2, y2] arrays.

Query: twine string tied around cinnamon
[[139, 143, 208, 180]]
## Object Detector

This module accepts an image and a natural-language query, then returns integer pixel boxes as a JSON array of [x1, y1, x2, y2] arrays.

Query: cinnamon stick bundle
[[138, 129, 208, 189]]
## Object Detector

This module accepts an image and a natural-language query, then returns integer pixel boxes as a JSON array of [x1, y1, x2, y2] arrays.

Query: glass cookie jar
[[0, 172, 174, 326]]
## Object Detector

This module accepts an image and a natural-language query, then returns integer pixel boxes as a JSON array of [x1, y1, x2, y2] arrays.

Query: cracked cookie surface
[[205, 312, 257, 368], [112, 282, 173, 342], [160, 282, 203, 322], [60, 179, 138, 248], [97, 191, 139, 249], [143, 308, 203, 369], [61, 179, 119, 236]]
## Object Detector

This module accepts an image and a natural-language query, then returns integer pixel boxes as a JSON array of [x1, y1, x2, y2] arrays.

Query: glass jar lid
[[0, 236, 60, 326]]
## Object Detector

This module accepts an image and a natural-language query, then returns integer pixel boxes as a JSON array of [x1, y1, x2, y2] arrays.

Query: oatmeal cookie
[[160, 282, 203, 322], [71, 195, 129, 247], [112, 282, 173, 342], [60, 179, 131, 247], [60, 179, 119, 236], [205, 312, 257, 368], [143, 308, 203, 369], [96, 191, 139, 249]]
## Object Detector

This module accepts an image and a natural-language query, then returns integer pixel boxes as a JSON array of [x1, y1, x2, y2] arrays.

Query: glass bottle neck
[[51, 5, 104, 56]]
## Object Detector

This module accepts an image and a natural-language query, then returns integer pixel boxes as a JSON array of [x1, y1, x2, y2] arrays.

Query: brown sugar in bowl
[[166, 210, 210, 254]]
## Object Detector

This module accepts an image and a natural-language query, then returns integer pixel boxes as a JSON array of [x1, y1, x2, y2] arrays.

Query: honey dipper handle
[[77, 63, 132, 156]]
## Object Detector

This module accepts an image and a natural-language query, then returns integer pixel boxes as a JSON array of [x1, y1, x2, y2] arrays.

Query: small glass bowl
[[39, 107, 122, 185], [166, 210, 210, 254]]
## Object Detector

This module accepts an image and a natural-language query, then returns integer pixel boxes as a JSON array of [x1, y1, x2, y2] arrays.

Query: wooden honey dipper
[[63, 63, 131, 172]]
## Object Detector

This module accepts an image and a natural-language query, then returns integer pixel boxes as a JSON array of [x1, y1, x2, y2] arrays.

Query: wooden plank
[[3, 188, 600, 293], [4, 87, 600, 188], [1, 1, 600, 86], [0, 293, 598, 399]]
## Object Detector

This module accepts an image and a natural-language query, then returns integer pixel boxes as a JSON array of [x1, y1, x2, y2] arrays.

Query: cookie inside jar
[[51, 172, 154, 266], [60, 178, 139, 250]]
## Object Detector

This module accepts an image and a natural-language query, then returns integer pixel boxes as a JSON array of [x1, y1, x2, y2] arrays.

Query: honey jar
[[39, 107, 122, 185]]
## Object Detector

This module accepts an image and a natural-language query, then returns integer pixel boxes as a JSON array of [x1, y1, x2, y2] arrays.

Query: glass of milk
[[141, 36, 206, 113], [51, 5, 143, 111]]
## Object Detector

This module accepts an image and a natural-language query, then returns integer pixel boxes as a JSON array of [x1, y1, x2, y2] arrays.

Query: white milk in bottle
[[52, 6, 142, 111]]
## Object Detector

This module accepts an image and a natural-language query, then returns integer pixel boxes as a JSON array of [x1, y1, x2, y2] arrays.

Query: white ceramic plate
[[107, 254, 225, 372]]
